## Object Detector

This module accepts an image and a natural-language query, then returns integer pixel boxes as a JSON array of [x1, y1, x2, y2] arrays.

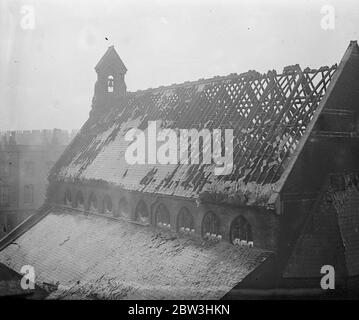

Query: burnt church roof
[[50, 57, 339, 207], [1, 41, 359, 299]]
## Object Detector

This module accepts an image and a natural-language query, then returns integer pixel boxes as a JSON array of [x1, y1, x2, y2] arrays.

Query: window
[[0, 186, 10, 207], [177, 207, 194, 233], [202, 211, 220, 238], [24, 161, 35, 176], [24, 185, 34, 204], [64, 189, 72, 205], [75, 191, 84, 209], [230, 216, 253, 246], [88, 193, 97, 211], [102, 195, 112, 214], [0, 162, 9, 176], [117, 197, 130, 219], [135, 200, 149, 224], [107, 75, 114, 93], [154, 203, 170, 228]]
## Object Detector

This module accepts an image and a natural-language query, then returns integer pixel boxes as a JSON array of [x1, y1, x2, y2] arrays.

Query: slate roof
[[0, 263, 48, 298], [50, 61, 337, 207], [284, 173, 359, 279], [0, 207, 272, 299]]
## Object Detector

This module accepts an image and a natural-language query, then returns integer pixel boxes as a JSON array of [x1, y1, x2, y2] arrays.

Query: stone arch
[[201, 211, 220, 237], [102, 194, 113, 214], [88, 192, 98, 212], [117, 197, 131, 219], [154, 203, 170, 228], [64, 188, 72, 206], [75, 190, 84, 209], [135, 200, 149, 224], [230, 215, 253, 244], [177, 207, 194, 232]]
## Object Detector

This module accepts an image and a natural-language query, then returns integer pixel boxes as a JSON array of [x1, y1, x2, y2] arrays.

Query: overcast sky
[[0, 0, 358, 131]]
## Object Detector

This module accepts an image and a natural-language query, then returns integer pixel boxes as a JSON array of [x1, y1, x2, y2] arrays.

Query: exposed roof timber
[[268, 40, 359, 211], [322, 109, 355, 116], [51, 43, 344, 207], [314, 131, 359, 138], [130, 65, 334, 95]]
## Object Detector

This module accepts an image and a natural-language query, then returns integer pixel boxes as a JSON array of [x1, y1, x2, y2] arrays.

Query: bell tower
[[90, 45, 127, 118]]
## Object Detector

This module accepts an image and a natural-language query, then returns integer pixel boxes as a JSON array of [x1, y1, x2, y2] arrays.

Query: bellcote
[[94, 45, 127, 99], [90, 46, 127, 118]]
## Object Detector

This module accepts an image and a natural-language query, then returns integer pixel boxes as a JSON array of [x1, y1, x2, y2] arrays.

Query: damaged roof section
[[51, 64, 337, 206], [0, 207, 272, 299]]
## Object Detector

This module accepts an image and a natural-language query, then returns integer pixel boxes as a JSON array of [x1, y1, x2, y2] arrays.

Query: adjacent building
[[0, 129, 77, 238]]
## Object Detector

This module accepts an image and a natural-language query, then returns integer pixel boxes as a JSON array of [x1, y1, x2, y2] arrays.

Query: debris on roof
[[50, 64, 337, 206]]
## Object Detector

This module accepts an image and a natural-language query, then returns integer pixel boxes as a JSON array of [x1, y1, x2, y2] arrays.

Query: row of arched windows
[[64, 190, 150, 221], [63, 189, 253, 245]]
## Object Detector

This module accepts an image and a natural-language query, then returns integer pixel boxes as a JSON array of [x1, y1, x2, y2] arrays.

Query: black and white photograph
[[0, 0, 359, 307]]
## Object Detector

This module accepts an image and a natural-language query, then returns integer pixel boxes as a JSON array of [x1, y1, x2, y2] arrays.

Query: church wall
[[52, 181, 279, 252]]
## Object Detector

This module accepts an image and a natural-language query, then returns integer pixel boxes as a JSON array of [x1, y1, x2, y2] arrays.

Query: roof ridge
[[129, 70, 267, 94], [128, 64, 337, 94]]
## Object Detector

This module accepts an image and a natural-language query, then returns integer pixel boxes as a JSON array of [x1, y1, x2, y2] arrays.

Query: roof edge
[[268, 40, 359, 208], [127, 64, 335, 95], [0, 204, 52, 252]]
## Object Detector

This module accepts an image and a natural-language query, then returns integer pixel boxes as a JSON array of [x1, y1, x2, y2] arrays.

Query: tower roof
[[95, 45, 127, 73]]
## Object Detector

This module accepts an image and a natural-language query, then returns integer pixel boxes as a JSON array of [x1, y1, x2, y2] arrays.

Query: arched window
[[64, 189, 72, 206], [75, 191, 84, 209], [202, 211, 220, 238], [88, 193, 97, 211], [135, 200, 149, 224], [24, 185, 34, 204], [154, 203, 170, 228], [102, 195, 113, 214], [117, 197, 130, 219], [230, 215, 253, 245], [177, 207, 194, 233], [107, 75, 114, 93]]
